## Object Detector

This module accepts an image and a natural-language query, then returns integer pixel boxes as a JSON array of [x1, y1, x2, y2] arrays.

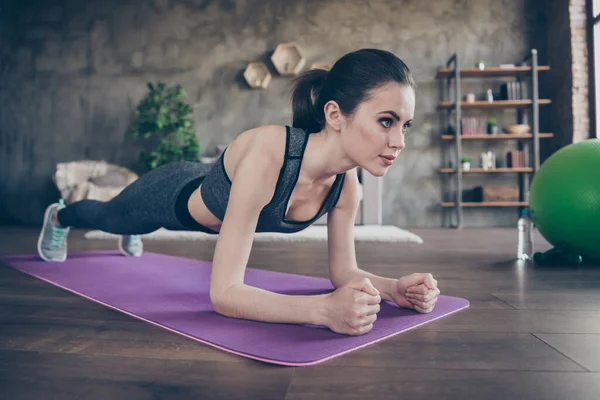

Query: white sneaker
[[118, 234, 143, 257], [37, 199, 70, 262]]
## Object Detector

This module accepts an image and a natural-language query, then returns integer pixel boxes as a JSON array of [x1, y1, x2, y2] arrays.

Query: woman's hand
[[323, 278, 381, 336], [391, 273, 440, 313]]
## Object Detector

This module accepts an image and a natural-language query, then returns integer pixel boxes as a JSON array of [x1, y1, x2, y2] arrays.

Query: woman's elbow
[[210, 289, 228, 316], [210, 285, 238, 317]]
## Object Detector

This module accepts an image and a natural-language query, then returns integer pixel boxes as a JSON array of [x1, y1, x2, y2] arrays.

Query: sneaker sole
[[37, 204, 66, 262], [118, 236, 143, 257]]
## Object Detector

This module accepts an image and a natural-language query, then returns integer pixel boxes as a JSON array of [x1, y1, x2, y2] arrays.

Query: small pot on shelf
[[487, 118, 499, 135], [461, 156, 472, 171]]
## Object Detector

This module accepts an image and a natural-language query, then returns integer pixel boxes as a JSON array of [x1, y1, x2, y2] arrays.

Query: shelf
[[438, 100, 551, 109], [242, 62, 272, 89], [441, 133, 554, 140], [271, 42, 306, 76], [438, 50, 546, 228], [310, 63, 332, 71], [436, 66, 550, 79], [441, 201, 529, 207], [440, 168, 533, 174]]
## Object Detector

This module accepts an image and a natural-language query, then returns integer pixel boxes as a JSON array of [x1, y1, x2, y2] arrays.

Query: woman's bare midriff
[[187, 185, 223, 232]]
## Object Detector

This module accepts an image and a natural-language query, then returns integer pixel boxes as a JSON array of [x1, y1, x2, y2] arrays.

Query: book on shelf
[[460, 117, 486, 135], [500, 81, 529, 100], [506, 150, 525, 168]]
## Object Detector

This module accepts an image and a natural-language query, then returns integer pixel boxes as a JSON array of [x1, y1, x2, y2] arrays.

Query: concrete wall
[[1, 0, 550, 227]]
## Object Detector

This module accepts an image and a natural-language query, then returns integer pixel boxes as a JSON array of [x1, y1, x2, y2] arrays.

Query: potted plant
[[130, 82, 200, 172], [487, 118, 499, 134], [461, 156, 472, 171]]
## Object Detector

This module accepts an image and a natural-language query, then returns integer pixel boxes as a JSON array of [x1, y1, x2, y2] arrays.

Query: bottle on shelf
[[517, 209, 534, 260]]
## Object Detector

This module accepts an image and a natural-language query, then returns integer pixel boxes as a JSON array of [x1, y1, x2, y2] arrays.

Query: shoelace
[[50, 223, 67, 248], [129, 235, 141, 246]]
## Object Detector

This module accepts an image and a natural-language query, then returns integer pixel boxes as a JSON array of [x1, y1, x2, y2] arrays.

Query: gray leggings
[[57, 161, 215, 235]]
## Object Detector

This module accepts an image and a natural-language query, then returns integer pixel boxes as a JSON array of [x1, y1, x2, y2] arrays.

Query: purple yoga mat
[[1, 250, 469, 366]]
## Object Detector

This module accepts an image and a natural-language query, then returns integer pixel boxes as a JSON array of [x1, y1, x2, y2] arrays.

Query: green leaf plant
[[130, 82, 199, 171]]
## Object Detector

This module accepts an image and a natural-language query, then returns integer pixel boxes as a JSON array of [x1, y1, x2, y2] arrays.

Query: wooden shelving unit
[[440, 167, 533, 174], [436, 65, 550, 79], [441, 133, 554, 140], [441, 201, 529, 207], [437, 99, 551, 109], [438, 49, 552, 228]]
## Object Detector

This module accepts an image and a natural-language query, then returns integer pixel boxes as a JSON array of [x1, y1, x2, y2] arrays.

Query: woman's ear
[[323, 100, 343, 131]]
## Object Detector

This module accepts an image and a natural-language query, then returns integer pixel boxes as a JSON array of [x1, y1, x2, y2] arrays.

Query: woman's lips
[[379, 155, 395, 166]]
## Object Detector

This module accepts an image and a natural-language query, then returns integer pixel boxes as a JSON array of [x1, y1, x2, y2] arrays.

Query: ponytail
[[290, 68, 328, 134], [289, 49, 416, 134]]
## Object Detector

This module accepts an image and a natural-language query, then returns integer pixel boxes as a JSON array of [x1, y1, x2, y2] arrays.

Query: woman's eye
[[403, 122, 412, 131], [380, 118, 393, 128]]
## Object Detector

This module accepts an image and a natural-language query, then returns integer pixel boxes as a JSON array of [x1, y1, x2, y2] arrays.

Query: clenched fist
[[391, 273, 440, 313], [323, 278, 381, 336]]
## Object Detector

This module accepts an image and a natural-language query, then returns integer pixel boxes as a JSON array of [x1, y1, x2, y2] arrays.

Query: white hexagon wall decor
[[270, 42, 306, 76], [310, 63, 332, 71], [243, 62, 272, 89]]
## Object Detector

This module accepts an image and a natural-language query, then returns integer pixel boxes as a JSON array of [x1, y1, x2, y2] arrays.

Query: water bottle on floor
[[517, 209, 534, 260]]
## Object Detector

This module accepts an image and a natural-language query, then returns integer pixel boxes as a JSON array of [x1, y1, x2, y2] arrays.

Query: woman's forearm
[[212, 284, 329, 326], [331, 268, 396, 302]]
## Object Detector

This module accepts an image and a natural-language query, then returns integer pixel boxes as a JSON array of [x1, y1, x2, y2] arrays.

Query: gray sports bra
[[200, 125, 346, 234]]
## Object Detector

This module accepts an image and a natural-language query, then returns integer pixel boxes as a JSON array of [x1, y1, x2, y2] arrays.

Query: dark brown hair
[[290, 48, 416, 133]]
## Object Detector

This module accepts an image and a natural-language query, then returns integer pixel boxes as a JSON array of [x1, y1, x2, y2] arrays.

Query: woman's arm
[[327, 169, 441, 313], [326, 168, 397, 302], [209, 127, 328, 326]]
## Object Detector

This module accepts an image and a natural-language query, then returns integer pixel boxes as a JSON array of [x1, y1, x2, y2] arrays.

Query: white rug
[[84, 225, 423, 244]]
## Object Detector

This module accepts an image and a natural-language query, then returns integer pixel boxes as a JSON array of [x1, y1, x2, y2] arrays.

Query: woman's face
[[340, 82, 415, 177]]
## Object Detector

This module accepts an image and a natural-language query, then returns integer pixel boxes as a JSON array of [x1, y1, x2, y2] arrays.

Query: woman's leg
[[56, 198, 160, 235], [58, 161, 210, 233], [38, 161, 211, 261]]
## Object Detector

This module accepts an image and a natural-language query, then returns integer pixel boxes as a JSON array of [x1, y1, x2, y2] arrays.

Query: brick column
[[545, 0, 591, 148], [570, 0, 590, 142]]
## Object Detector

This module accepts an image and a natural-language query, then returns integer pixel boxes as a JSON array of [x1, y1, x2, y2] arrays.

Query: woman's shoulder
[[228, 125, 288, 161], [237, 124, 288, 146], [222, 125, 290, 181]]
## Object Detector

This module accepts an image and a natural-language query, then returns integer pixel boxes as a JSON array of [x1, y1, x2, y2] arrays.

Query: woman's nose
[[388, 130, 405, 150]]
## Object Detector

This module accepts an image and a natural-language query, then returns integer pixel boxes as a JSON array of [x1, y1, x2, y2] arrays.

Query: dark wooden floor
[[1, 226, 600, 400]]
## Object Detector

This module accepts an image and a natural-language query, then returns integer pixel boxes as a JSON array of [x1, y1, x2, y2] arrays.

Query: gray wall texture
[[0, 0, 549, 227]]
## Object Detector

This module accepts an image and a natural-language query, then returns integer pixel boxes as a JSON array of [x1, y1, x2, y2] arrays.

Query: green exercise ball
[[529, 139, 600, 264]]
